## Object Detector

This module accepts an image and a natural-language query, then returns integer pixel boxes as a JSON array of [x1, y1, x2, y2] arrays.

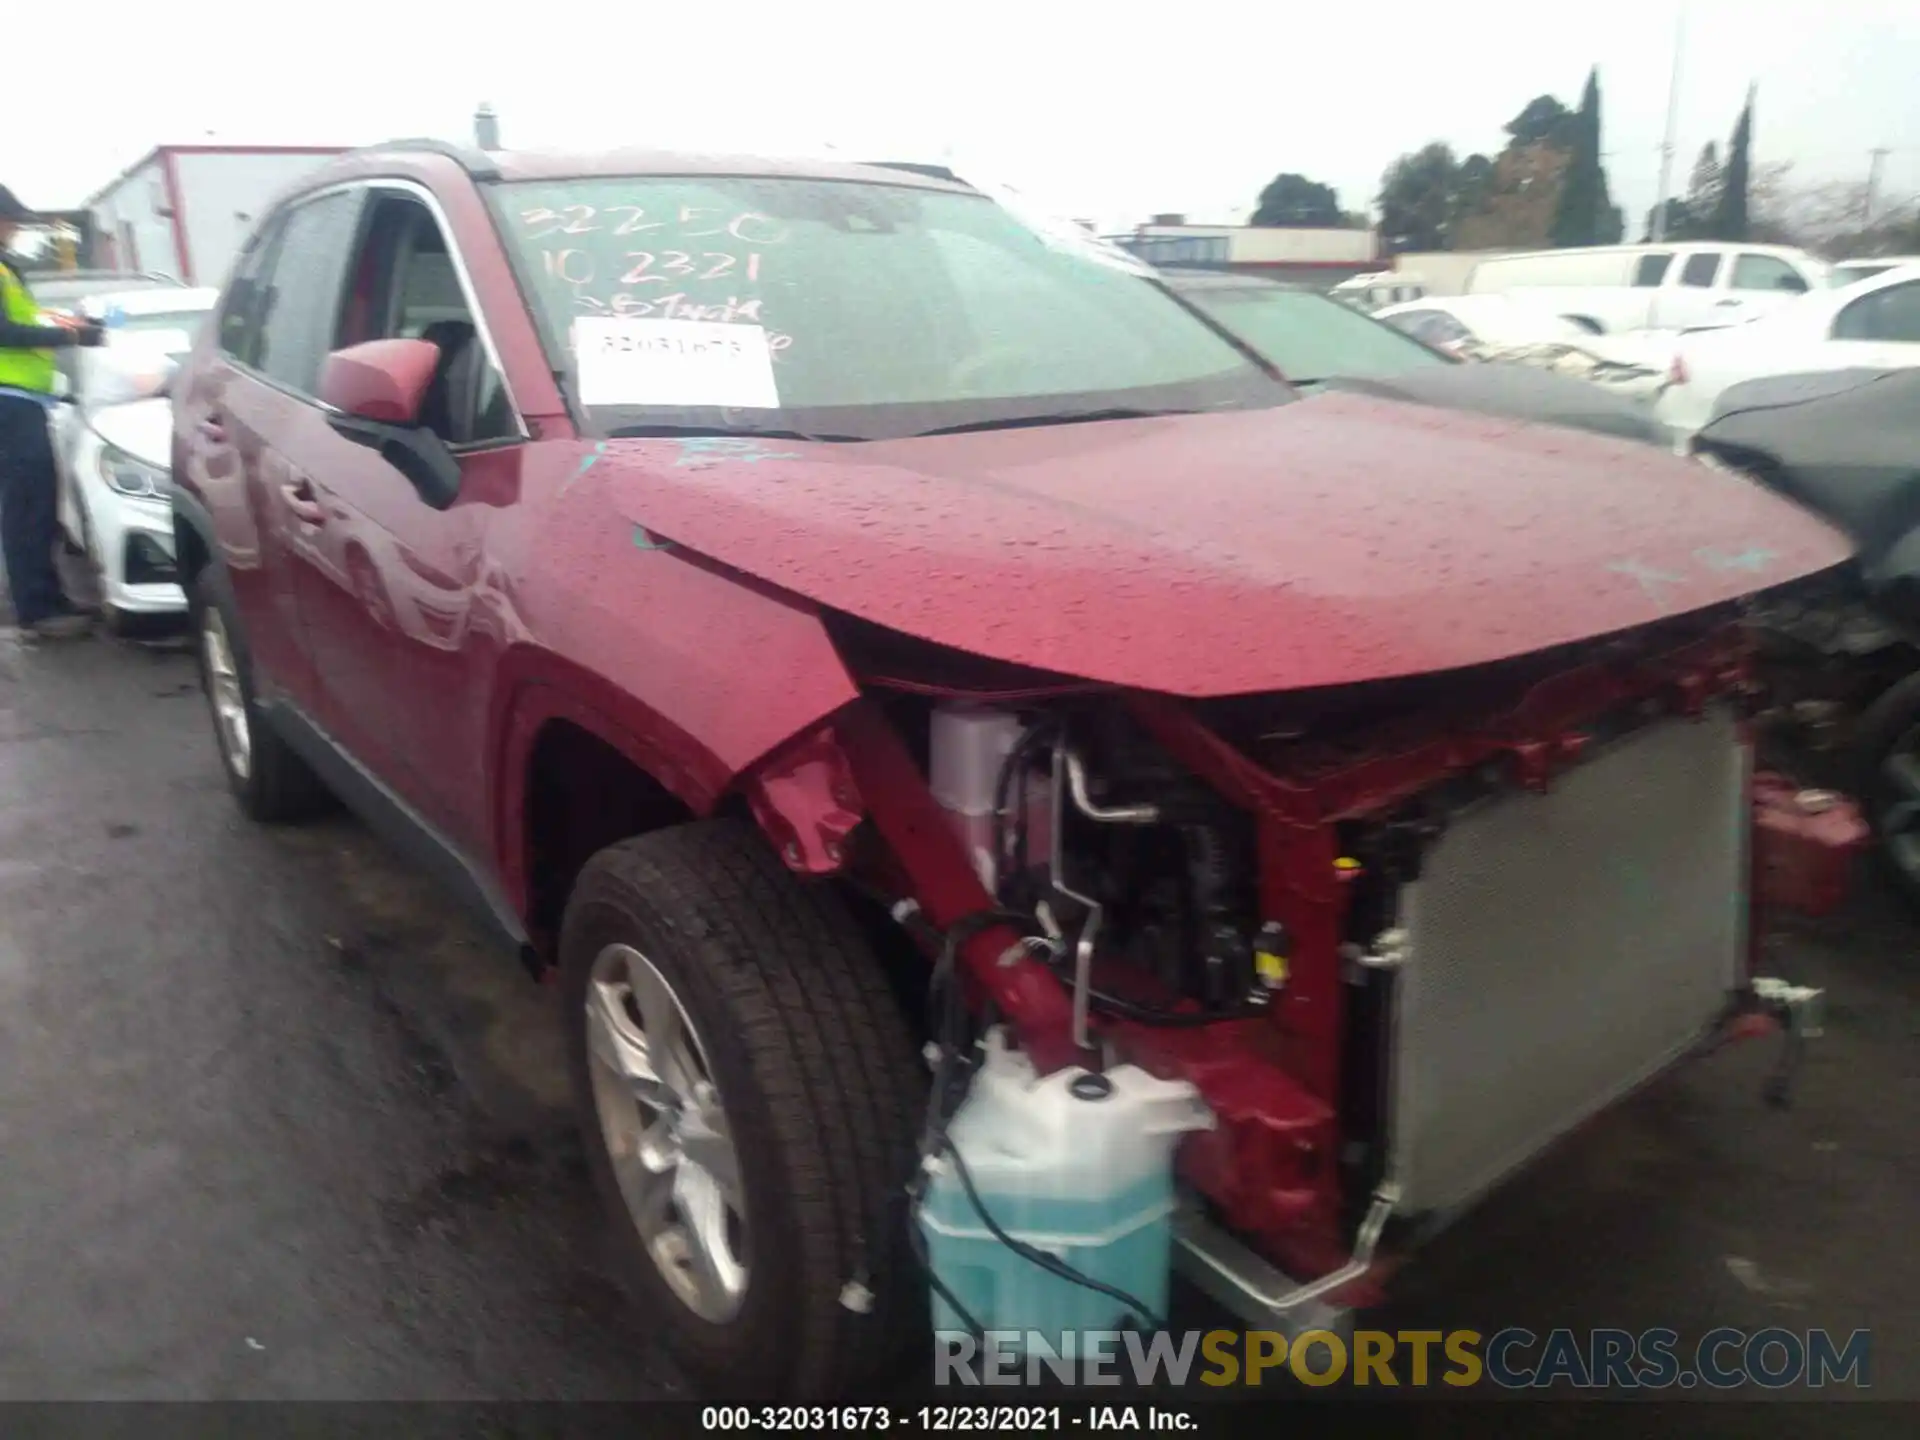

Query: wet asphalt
[[0, 623, 1916, 1402]]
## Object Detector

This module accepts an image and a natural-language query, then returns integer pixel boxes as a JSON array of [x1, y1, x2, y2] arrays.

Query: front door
[[290, 186, 526, 854]]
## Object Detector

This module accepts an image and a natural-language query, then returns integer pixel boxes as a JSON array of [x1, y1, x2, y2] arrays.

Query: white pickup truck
[[1466, 243, 1828, 333]]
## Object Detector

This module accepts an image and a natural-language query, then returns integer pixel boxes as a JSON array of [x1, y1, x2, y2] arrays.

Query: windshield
[[492, 176, 1287, 439], [1174, 285, 1450, 382]]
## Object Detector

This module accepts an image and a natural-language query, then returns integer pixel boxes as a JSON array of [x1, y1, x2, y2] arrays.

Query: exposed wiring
[[990, 717, 1062, 902]]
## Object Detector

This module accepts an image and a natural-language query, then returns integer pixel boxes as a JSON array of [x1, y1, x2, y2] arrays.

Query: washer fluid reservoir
[[918, 1027, 1213, 1346]]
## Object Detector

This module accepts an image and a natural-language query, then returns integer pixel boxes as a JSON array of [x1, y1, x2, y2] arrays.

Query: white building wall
[[173, 151, 345, 288], [90, 158, 181, 279], [1228, 227, 1376, 264]]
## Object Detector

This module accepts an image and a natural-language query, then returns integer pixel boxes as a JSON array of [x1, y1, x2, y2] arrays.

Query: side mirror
[[318, 338, 440, 425], [318, 339, 461, 510]]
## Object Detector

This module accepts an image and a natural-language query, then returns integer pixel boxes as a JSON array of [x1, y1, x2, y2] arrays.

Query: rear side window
[[1833, 281, 1920, 342], [250, 191, 363, 395], [1732, 254, 1808, 293], [1679, 253, 1721, 288], [1632, 252, 1672, 287]]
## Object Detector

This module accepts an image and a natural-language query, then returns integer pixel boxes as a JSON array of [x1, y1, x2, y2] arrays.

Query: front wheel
[[560, 820, 926, 1399]]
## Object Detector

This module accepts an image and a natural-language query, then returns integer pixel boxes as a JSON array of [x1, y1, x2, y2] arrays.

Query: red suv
[[172, 141, 1854, 1399]]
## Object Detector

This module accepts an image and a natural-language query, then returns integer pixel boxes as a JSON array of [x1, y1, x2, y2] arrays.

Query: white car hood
[[88, 397, 174, 472]]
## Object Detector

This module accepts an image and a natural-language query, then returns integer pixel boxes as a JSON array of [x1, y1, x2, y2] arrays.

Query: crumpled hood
[[604, 394, 1851, 696]]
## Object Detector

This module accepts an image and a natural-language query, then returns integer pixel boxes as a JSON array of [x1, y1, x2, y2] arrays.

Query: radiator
[[1387, 705, 1747, 1217]]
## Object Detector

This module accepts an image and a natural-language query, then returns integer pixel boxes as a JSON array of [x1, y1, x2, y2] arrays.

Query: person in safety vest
[[0, 184, 104, 639]]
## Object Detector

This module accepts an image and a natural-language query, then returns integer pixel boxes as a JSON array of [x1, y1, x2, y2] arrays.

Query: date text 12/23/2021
[[700, 1407, 1200, 1433]]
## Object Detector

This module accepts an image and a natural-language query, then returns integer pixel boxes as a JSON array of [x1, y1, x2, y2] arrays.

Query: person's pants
[[0, 393, 67, 627]]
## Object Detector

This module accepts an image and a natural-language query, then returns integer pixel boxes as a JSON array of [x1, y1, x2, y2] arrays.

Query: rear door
[[199, 190, 365, 720], [1655, 249, 1726, 329]]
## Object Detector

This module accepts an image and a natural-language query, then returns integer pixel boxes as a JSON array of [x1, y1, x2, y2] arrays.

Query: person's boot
[[21, 613, 93, 642]]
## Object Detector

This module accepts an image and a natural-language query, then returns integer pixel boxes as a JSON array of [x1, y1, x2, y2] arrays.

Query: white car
[[1375, 294, 1681, 402], [50, 286, 218, 626], [1828, 256, 1920, 287], [1655, 262, 1920, 441]]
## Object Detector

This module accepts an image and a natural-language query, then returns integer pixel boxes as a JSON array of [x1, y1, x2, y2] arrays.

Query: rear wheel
[[1855, 670, 1920, 909], [560, 820, 926, 1399], [189, 565, 333, 823]]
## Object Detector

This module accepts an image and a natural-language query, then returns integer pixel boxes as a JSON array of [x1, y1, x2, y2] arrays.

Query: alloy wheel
[[200, 608, 252, 781], [584, 942, 748, 1322]]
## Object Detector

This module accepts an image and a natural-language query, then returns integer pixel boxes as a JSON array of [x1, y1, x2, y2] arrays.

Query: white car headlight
[[98, 444, 169, 500]]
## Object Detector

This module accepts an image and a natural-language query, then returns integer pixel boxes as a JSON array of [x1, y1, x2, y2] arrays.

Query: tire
[[1853, 669, 1920, 910], [188, 564, 333, 823], [560, 820, 926, 1400]]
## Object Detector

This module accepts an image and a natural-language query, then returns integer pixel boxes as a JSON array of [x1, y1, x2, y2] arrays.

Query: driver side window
[[335, 191, 518, 447]]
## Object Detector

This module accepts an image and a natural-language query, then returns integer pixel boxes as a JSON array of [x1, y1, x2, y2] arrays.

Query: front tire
[[560, 820, 926, 1399], [189, 565, 333, 823]]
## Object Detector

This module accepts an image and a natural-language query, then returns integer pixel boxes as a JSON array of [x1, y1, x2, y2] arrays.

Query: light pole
[[1650, 1, 1686, 242]]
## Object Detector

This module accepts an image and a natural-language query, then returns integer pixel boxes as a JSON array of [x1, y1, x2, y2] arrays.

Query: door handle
[[198, 415, 227, 442], [281, 479, 327, 526]]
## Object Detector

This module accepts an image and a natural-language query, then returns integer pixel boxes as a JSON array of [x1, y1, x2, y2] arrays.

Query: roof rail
[[347, 137, 502, 181]]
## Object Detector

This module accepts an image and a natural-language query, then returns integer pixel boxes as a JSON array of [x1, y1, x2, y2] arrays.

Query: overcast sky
[[13, 0, 1918, 234]]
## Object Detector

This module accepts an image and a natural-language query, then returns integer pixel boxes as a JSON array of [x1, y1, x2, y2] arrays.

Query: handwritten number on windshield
[[616, 252, 760, 284], [520, 205, 787, 245]]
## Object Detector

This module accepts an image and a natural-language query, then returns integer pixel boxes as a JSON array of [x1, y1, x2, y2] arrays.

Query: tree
[[1505, 95, 1575, 149], [1250, 172, 1343, 228], [1376, 143, 1461, 251], [1549, 68, 1620, 247], [1644, 198, 1697, 242], [1711, 87, 1755, 241], [1685, 143, 1723, 221], [1453, 143, 1571, 250]]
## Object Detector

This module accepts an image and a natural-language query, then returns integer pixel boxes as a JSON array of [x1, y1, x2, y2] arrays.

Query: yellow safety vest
[[0, 262, 56, 394]]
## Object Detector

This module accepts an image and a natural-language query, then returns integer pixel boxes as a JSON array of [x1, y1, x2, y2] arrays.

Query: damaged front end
[[741, 609, 1863, 1338]]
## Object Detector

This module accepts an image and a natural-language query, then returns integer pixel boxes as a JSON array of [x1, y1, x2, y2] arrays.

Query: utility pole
[[1864, 147, 1891, 225], [1650, 2, 1686, 242]]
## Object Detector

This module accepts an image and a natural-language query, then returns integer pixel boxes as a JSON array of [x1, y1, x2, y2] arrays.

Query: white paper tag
[[572, 317, 780, 409]]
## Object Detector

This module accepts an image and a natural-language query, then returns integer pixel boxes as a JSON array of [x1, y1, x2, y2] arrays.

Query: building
[[84, 145, 349, 285], [1111, 216, 1380, 287]]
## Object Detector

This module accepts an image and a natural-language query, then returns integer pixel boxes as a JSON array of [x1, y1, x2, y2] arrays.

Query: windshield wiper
[[910, 407, 1201, 438], [605, 423, 863, 443]]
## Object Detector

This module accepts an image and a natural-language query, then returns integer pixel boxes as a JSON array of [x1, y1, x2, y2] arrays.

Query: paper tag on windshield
[[572, 317, 779, 409]]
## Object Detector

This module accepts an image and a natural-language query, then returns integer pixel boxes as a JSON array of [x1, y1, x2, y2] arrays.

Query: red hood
[[602, 394, 1851, 696]]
